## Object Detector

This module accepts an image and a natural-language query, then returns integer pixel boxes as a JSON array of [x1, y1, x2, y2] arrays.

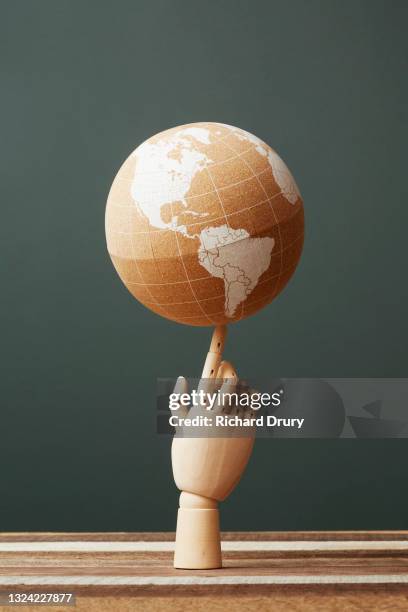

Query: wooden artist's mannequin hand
[[171, 368, 255, 502], [171, 326, 255, 569]]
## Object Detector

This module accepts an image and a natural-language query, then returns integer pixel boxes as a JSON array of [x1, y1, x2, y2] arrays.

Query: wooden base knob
[[174, 493, 222, 569]]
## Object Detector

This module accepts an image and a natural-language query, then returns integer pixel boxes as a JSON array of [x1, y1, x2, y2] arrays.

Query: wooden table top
[[1, 532, 408, 611]]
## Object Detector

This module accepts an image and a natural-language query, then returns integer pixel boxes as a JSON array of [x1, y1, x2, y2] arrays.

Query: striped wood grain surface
[[0, 532, 408, 610]]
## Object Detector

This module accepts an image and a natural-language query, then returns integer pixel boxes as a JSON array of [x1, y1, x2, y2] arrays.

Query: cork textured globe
[[105, 122, 304, 326]]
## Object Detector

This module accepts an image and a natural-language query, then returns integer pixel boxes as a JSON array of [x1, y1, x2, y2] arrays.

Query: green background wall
[[1, 0, 407, 531]]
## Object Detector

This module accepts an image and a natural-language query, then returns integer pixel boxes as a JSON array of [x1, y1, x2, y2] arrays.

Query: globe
[[105, 122, 304, 326]]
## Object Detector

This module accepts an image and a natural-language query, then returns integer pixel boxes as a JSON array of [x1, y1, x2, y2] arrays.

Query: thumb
[[172, 376, 189, 419]]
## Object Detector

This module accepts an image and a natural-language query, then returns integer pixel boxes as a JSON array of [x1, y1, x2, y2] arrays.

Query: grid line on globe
[[105, 122, 304, 326], [219, 132, 285, 314]]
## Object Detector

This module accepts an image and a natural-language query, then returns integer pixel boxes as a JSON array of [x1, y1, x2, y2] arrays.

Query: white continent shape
[[218, 123, 301, 205], [198, 225, 274, 316], [131, 127, 212, 232]]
